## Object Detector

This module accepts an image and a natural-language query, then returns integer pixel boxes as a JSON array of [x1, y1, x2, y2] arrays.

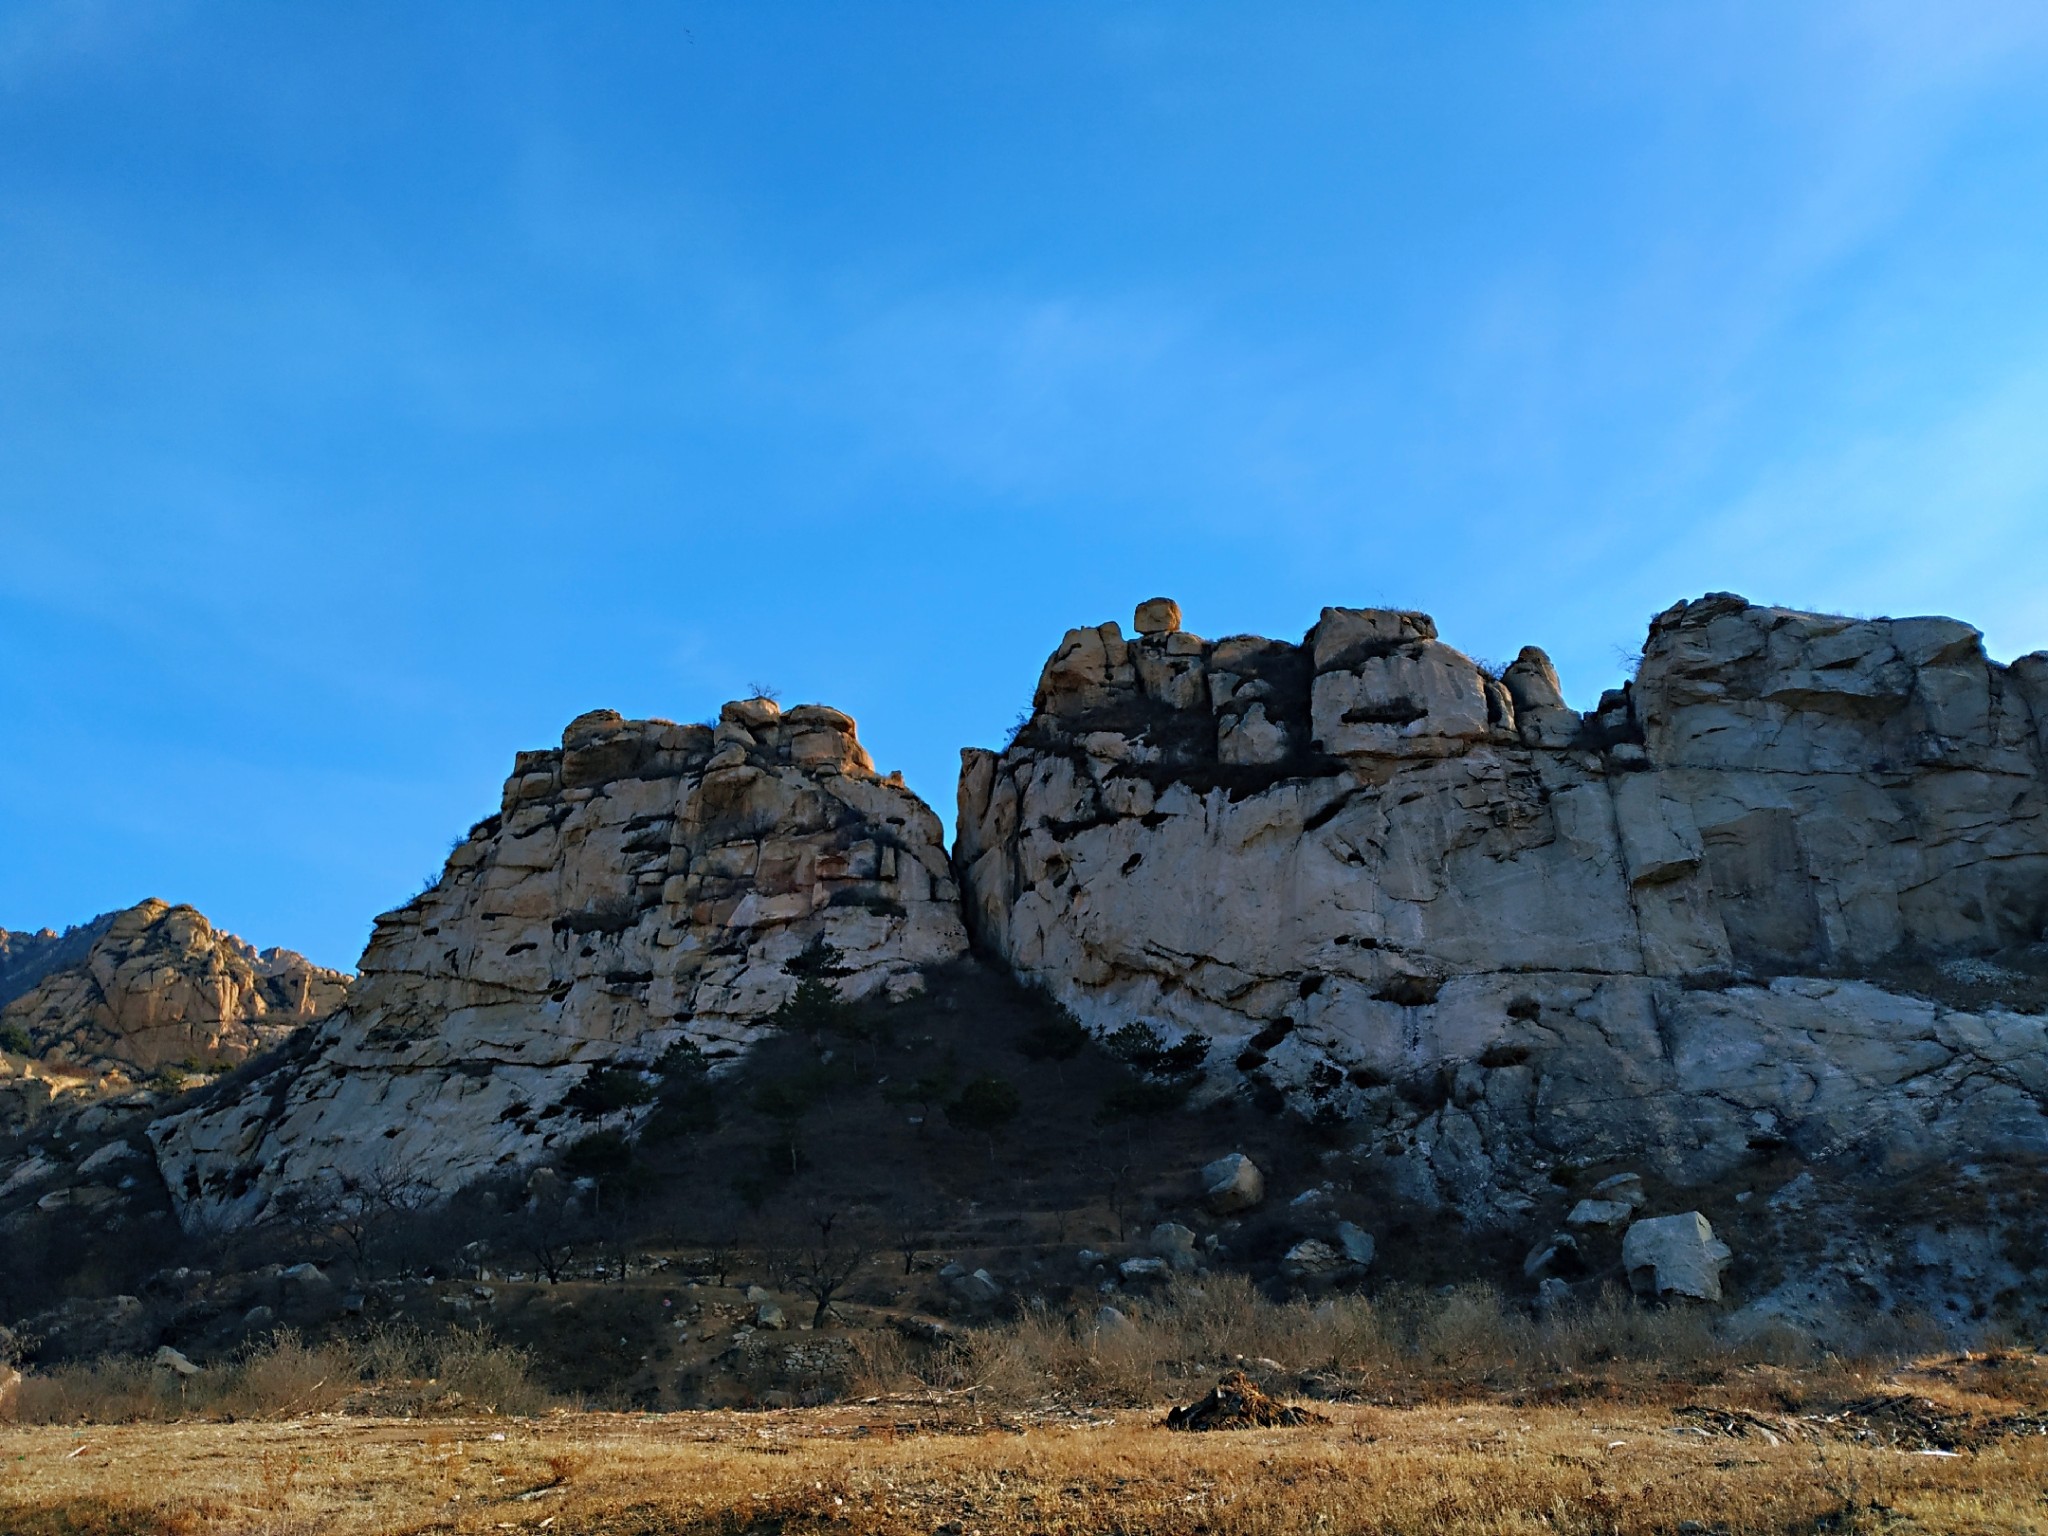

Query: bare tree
[[325, 1155, 435, 1283], [774, 1205, 875, 1330]]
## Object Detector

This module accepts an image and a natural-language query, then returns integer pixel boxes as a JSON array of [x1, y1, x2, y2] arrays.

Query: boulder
[[754, 1301, 787, 1330], [1333, 1221, 1375, 1269], [951, 1269, 1003, 1304], [1566, 1199, 1635, 1228], [1523, 1232, 1580, 1281], [153, 1345, 200, 1378], [1095, 1305, 1133, 1335], [1280, 1239, 1345, 1281], [1134, 597, 1183, 636], [1623, 1212, 1732, 1302], [1201, 1154, 1265, 1214], [1149, 1221, 1201, 1271], [1118, 1256, 1169, 1283], [1590, 1172, 1646, 1208]]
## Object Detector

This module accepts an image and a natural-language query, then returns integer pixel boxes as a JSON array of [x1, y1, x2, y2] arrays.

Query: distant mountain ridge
[[0, 911, 119, 1011], [0, 899, 351, 1131]]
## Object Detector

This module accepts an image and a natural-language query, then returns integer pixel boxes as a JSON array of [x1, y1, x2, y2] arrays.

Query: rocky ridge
[[0, 900, 348, 1132], [957, 595, 2048, 1224], [152, 698, 968, 1226], [0, 912, 118, 1009]]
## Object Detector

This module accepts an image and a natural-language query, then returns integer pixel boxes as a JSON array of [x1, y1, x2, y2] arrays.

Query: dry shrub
[[216, 1330, 354, 1417], [428, 1327, 551, 1415], [952, 1278, 1878, 1409], [13, 1356, 164, 1424], [10, 1324, 556, 1425]]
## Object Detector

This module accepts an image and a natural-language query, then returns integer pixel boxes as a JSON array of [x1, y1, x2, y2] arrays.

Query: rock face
[[0, 901, 347, 1130], [153, 699, 967, 1228], [957, 595, 2048, 1222]]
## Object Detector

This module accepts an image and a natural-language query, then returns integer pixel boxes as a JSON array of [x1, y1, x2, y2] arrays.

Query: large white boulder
[[1623, 1212, 1733, 1302]]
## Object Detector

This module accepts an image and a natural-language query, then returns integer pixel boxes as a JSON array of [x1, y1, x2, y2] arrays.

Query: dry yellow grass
[[7, 1356, 2048, 1536]]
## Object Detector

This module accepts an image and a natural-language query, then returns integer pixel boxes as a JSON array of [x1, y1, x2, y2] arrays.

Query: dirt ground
[[9, 1358, 2048, 1536]]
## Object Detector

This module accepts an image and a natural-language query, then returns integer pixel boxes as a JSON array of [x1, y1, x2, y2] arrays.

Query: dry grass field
[[8, 1351, 2048, 1536]]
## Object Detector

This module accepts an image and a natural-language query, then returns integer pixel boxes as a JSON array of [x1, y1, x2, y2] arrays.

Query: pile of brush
[[1164, 1369, 1329, 1431]]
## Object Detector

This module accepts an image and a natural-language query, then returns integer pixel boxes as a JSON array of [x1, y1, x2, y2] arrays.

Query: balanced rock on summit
[[153, 698, 968, 1226]]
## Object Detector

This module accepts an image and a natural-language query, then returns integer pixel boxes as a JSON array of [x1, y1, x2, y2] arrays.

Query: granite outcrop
[[957, 595, 2048, 1222], [151, 699, 968, 1227], [0, 901, 348, 1132]]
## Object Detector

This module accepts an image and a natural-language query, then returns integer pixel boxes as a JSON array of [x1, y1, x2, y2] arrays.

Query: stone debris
[[1164, 1369, 1330, 1431]]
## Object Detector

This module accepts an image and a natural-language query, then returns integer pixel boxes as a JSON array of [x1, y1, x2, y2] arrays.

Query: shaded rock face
[[0, 912, 118, 1009], [153, 699, 967, 1228], [0, 901, 347, 1130], [957, 595, 2048, 1222]]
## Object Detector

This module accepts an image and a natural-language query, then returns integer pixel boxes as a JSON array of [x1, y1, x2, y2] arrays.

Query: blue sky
[[4, 3, 2047, 970]]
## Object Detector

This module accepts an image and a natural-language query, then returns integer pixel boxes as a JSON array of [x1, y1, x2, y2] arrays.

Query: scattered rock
[[1149, 1221, 1201, 1271], [1333, 1221, 1375, 1268], [1524, 1232, 1580, 1281], [1591, 1172, 1647, 1208], [1624, 1212, 1733, 1302], [153, 1345, 200, 1378], [1200, 1153, 1265, 1214], [1280, 1239, 1345, 1281], [1567, 1198, 1636, 1228], [1164, 1369, 1330, 1431]]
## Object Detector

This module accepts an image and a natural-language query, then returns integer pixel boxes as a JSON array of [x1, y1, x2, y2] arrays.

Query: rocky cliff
[[152, 699, 968, 1226], [957, 595, 2048, 1223], [0, 900, 349, 1131]]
